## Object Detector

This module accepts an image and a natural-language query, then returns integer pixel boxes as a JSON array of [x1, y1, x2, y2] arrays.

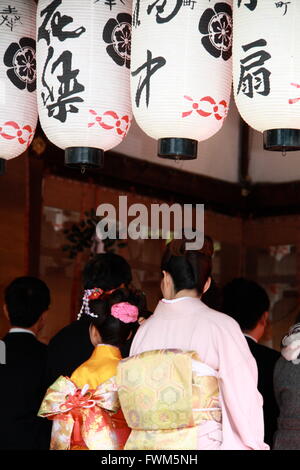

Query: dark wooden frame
[[38, 140, 300, 219]]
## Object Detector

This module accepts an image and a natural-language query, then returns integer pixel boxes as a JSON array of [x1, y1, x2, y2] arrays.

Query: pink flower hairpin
[[111, 302, 139, 324]]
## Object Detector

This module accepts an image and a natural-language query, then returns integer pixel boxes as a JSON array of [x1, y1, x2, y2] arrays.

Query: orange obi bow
[[38, 376, 123, 450]]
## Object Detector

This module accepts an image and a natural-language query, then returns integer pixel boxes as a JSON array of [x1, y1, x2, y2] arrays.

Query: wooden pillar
[[25, 150, 44, 277]]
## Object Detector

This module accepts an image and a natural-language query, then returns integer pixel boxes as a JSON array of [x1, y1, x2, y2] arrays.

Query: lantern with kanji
[[233, 1, 300, 151], [36, 0, 132, 169], [0, 0, 37, 174], [130, 0, 233, 160]]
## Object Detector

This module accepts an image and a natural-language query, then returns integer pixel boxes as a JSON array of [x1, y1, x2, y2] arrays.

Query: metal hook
[[81, 165, 86, 174]]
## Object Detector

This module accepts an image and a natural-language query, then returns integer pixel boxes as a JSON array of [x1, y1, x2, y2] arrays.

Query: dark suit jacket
[[0, 332, 50, 449], [45, 317, 94, 387], [245, 336, 280, 448]]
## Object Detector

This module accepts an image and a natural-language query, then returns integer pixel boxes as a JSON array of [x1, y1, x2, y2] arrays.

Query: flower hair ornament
[[77, 287, 117, 320], [111, 302, 139, 324]]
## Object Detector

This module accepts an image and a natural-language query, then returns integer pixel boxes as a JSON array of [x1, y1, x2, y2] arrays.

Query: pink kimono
[[130, 297, 269, 450]]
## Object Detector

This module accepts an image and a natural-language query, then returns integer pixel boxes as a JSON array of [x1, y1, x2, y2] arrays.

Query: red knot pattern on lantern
[[0, 121, 34, 148], [88, 109, 130, 137], [288, 83, 300, 105], [182, 96, 228, 120]]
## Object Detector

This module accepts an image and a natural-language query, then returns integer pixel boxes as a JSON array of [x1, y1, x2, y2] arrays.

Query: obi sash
[[116, 349, 222, 450], [38, 376, 129, 450]]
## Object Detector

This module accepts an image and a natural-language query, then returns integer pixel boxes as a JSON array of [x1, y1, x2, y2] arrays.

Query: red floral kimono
[[38, 345, 130, 450]]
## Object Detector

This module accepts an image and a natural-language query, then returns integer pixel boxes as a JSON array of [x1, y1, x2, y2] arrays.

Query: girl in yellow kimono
[[38, 287, 139, 450]]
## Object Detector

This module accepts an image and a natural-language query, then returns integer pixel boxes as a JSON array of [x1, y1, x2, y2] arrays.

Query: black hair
[[161, 236, 213, 295], [89, 288, 140, 348], [222, 278, 270, 331], [83, 253, 132, 291], [4, 276, 50, 328]]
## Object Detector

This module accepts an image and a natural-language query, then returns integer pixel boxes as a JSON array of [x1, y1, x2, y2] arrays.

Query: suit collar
[[9, 327, 36, 337], [244, 333, 258, 343]]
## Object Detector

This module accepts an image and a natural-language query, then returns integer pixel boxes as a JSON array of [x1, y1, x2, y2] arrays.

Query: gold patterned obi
[[38, 376, 130, 450], [116, 349, 222, 450]]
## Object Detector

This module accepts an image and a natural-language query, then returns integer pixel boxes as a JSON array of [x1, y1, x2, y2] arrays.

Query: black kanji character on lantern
[[105, 0, 117, 8], [133, 0, 141, 27], [96, 0, 117, 8], [182, 0, 197, 9], [0, 5, 22, 31], [38, 0, 86, 45], [94, 0, 125, 8], [131, 49, 166, 107], [0, 5, 18, 14], [275, 2, 291, 16], [147, 0, 183, 24], [41, 47, 84, 122], [41, 46, 55, 106], [237, 39, 271, 98], [237, 0, 257, 10]]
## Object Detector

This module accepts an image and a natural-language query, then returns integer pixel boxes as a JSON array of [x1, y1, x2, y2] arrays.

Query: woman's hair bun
[[161, 234, 213, 295]]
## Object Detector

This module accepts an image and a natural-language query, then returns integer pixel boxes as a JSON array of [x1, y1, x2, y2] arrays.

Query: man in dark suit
[[0, 276, 51, 449], [222, 278, 280, 448], [45, 253, 133, 386]]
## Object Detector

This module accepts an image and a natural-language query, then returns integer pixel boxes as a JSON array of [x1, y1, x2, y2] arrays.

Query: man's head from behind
[[83, 253, 132, 291], [4, 276, 50, 330], [222, 277, 270, 339]]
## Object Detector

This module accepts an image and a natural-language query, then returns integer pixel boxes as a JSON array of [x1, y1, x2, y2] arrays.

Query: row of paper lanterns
[[1, 0, 300, 174]]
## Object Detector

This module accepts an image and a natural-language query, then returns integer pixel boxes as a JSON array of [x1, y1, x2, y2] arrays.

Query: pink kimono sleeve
[[216, 325, 269, 450]]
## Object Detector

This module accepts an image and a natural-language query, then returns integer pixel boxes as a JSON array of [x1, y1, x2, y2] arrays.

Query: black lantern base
[[0, 158, 6, 175], [65, 147, 104, 169], [158, 138, 198, 160], [263, 129, 300, 152]]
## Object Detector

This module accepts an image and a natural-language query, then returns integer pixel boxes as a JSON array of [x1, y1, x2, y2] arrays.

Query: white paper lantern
[[36, 0, 132, 169], [233, 1, 300, 151], [130, 0, 233, 160], [0, 0, 37, 174]]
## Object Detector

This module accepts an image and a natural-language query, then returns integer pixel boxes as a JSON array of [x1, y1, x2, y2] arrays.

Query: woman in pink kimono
[[129, 238, 269, 450]]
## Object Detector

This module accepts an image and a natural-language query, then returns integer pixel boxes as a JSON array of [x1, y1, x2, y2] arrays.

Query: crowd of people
[[1, 237, 300, 450]]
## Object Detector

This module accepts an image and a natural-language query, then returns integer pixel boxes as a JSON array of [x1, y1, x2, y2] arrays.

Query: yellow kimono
[[38, 345, 130, 450]]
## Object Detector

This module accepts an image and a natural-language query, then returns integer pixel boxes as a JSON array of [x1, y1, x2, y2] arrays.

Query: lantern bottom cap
[[263, 129, 300, 152], [0, 158, 6, 176], [65, 147, 104, 169], [158, 138, 198, 160]]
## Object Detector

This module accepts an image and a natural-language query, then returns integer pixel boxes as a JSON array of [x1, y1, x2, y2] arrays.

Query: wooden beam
[[40, 138, 300, 219], [248, 181, 300, 217], [43, 141, 248, 217]]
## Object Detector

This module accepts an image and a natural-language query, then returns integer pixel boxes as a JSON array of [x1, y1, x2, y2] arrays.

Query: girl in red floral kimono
[[38, 287, 139, 450]]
